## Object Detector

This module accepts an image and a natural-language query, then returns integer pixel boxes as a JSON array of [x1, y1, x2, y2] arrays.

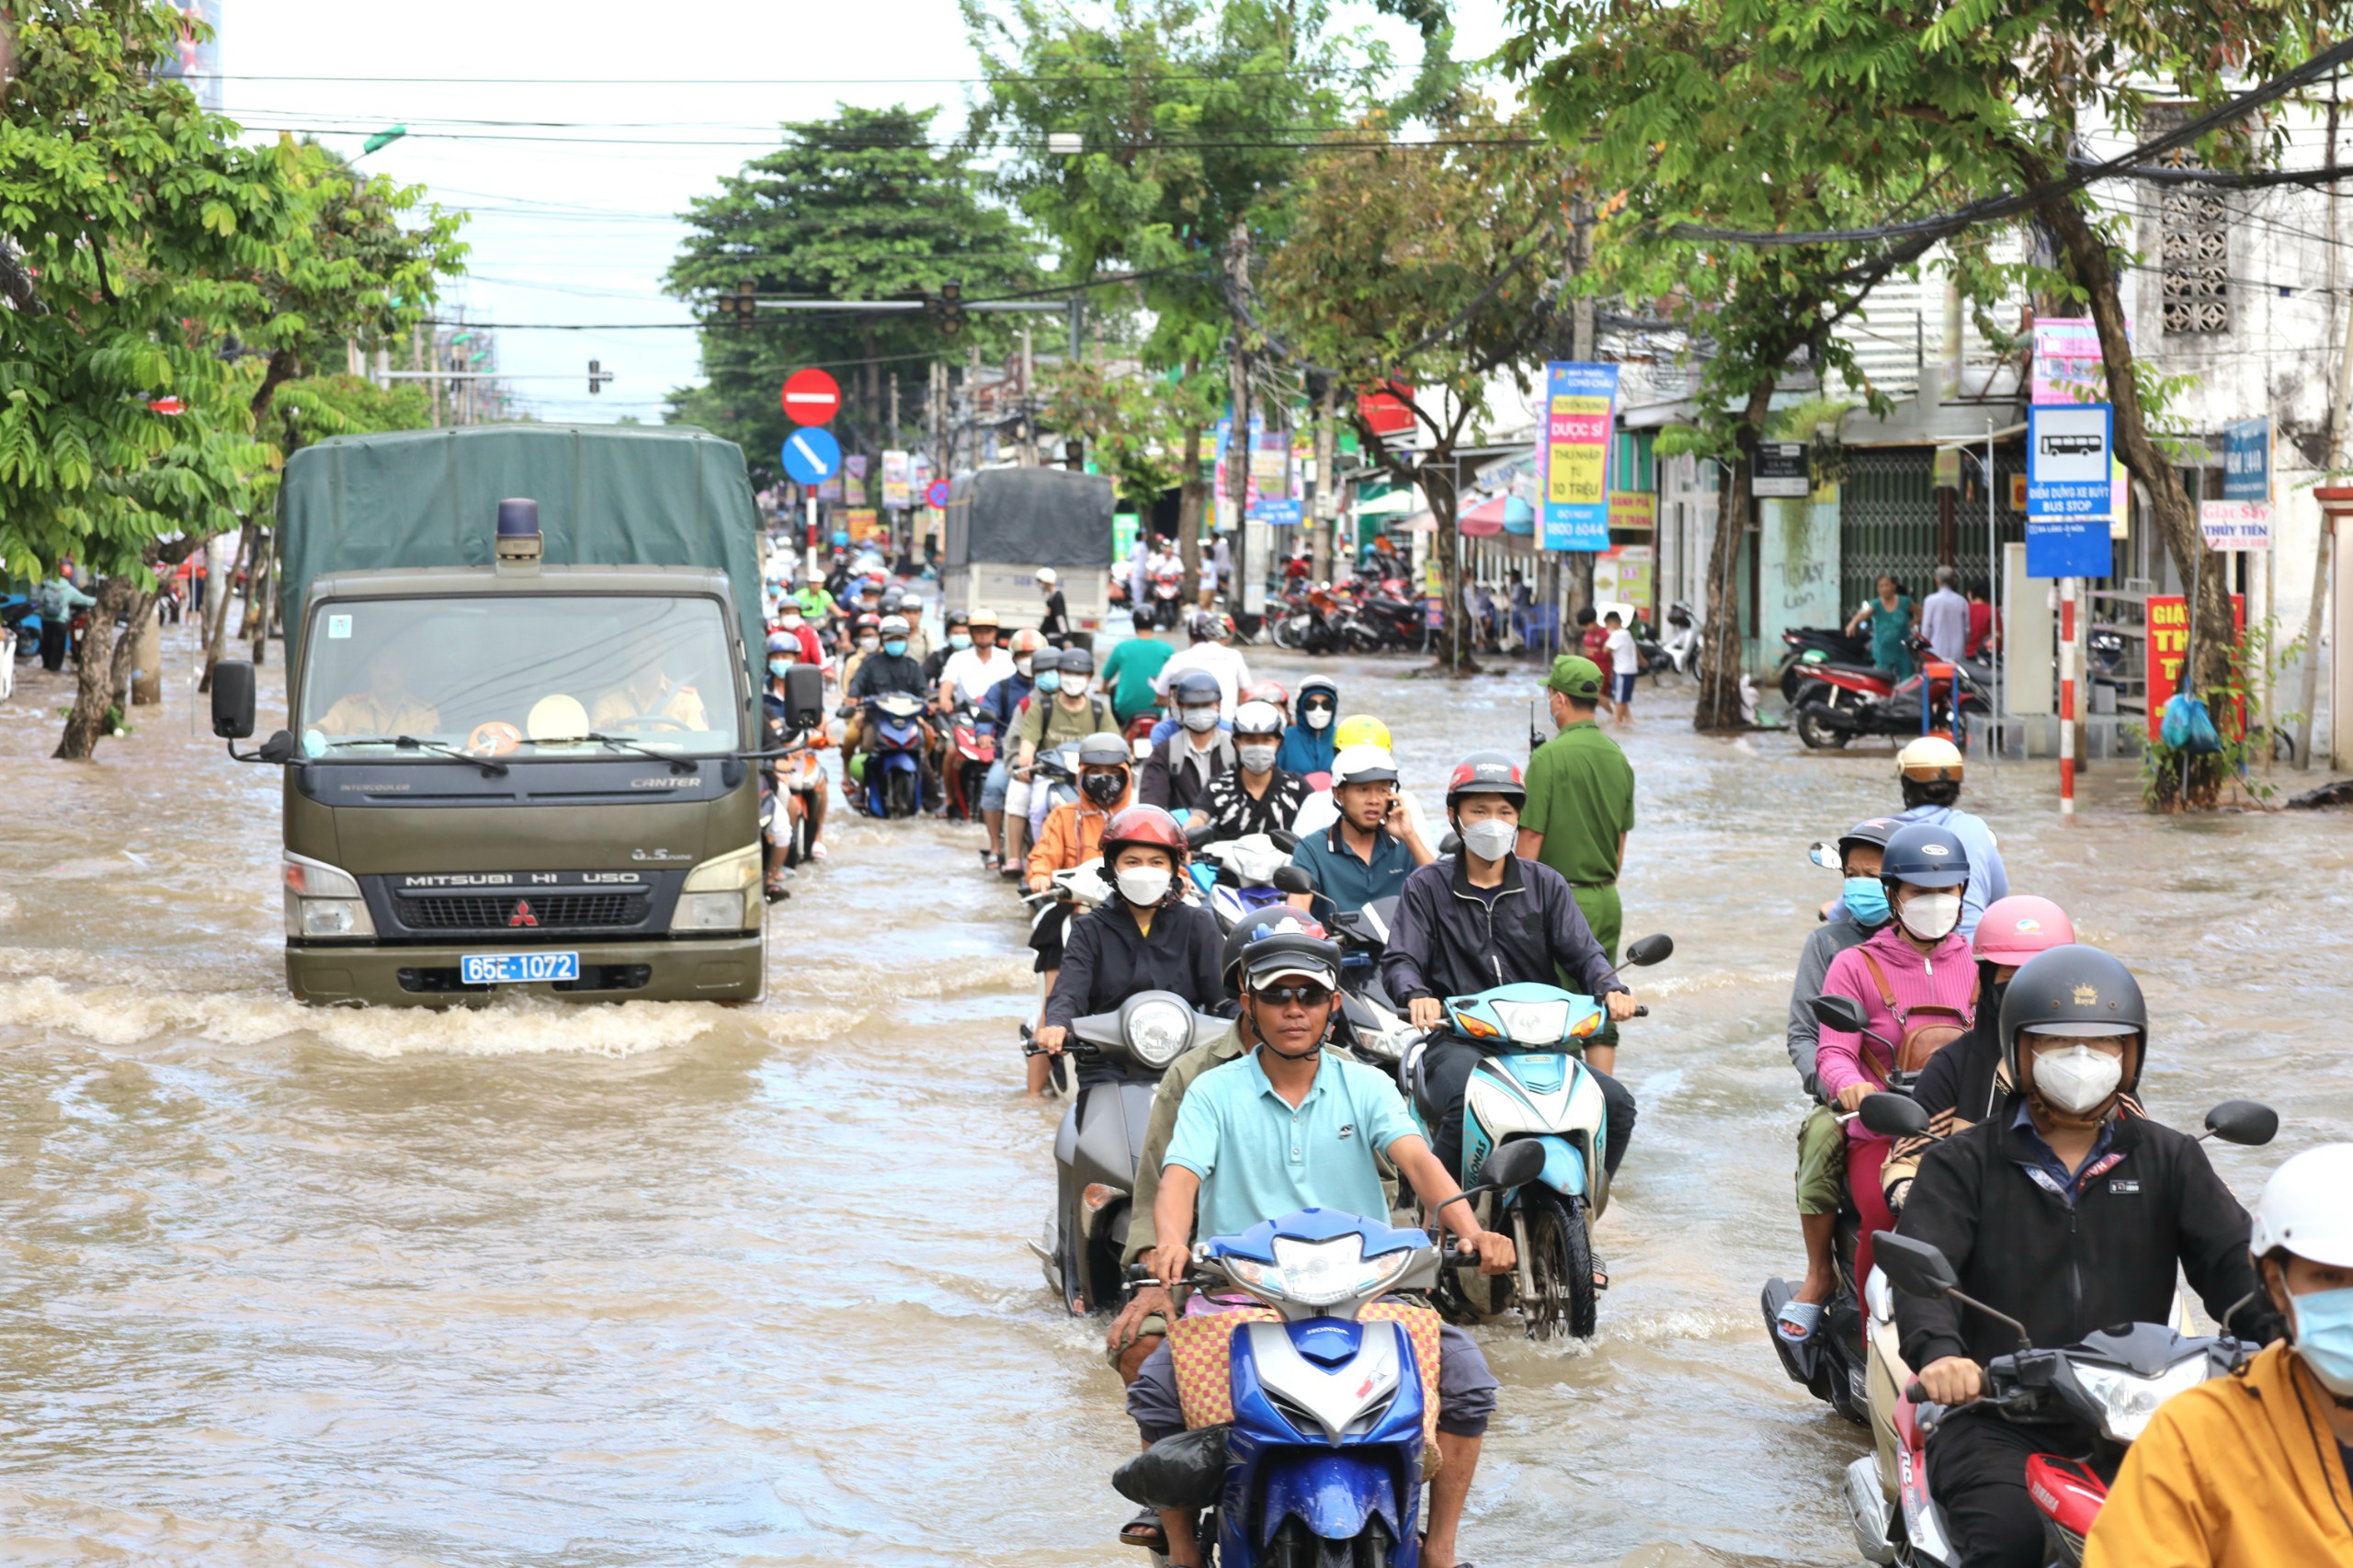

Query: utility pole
[[1019, 324, 1037, 467], [1312, 379, 1336, 585], [2295, 88, 2345, 769]]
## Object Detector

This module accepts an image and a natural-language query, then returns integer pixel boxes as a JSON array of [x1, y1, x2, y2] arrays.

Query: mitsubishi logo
[[508, 900, 540, 928]]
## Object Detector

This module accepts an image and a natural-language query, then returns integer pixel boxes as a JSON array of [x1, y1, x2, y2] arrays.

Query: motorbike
[[1325, 895, 1420, 1071], [944, 701, 999, 824], [1795, 652, 1993, 751], [1025, 987, 1232, 1314], [1268, 583, 1342, 654], [1150, 563, 1187, 630], [1777, 624, 1878, 698], [847, 692, 930, 818], [1113, 1154, 1544, 1568], [1186, 830, 1301, 933], [1656, 600, 1703, 676], [1396, 933, 1674, 1338], [1831, 1094, 2277, 1567]]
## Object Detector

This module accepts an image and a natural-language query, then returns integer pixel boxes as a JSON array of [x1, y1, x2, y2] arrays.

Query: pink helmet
[[1972, 895, 2075, 965]]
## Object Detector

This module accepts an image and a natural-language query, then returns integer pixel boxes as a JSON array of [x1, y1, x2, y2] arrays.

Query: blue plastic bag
[[2161, 690, 2222, 755]]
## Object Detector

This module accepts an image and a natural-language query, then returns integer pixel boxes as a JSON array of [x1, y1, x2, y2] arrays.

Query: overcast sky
[[221, 0, 1518, 426]]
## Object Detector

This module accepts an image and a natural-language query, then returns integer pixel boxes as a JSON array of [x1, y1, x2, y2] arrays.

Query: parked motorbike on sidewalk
[[1656, 600, 1703, 676], [1026, 988, 1231, 1315], [1112, 1156, 1542, 1568], [1396, 933, 1673, 1338], [1795, 653, 1992, 751]]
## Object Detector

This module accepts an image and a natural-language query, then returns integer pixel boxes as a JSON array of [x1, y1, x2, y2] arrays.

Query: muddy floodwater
[[1, 621, 2347, 1566]]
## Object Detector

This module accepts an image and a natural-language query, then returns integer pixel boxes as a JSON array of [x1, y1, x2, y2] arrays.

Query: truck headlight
[[674, 846, 760, 932], [282, 852, 375, 939]]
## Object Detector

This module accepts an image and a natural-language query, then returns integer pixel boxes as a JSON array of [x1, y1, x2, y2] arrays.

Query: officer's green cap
[[1546, 654, 1604, 699]]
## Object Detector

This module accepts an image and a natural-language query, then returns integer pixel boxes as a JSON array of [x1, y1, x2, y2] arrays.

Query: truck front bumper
[[286, 936, 764, 1006]]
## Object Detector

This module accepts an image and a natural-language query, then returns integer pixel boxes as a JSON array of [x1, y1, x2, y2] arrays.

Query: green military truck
[[210, 424, 822, 1006]]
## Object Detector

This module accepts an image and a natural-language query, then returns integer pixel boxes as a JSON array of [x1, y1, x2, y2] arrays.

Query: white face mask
[[1460, 819, 1518, 862], [1015, 657, 1033, 677], [1303, 708, 1334, 731], [2032, 1042, 2125, 1115], [1181, 705, 1221, 733], [1237, 743, 1279, 773], [1116, 866, 1171, 907], [1065, 675, 1093, 698], [1897, 891, 1961, 941]]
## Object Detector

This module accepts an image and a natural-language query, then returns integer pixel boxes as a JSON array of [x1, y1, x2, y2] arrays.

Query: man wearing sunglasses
[[1132, 921, 1512, 1568]]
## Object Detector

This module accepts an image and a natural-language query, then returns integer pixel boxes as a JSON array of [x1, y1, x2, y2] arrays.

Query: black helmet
[[1444, 750, 1527, 811], [1231, 912, 1340, 994], [1996, 943, 2148, 1092], [944, 607, 970, 628], [1171, 669, 1222, 708], [1837, 816, 1901, 858], [1076, 730, 1131, 768], [1878, 822, 1970, 889]]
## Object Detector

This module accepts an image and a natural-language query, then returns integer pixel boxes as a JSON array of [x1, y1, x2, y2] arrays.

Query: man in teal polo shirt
[[1100, 622, 1175, 729], [1285, 743, 1433, 920], [1136, 923, 1513, 1568]]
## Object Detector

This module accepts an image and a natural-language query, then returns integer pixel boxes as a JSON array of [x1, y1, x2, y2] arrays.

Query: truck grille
[[393, 892, 650, 931]]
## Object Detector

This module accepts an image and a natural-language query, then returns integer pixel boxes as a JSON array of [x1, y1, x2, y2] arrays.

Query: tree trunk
[[1312, 383, 1336, 584], [1694, 382, 1774, 729], [250, 347, 301, 430], [53, 575, 140, 759], [200, 526, 251, 692], [2037, 187, 2234, 752], [108, 587, 160, 713], [249, 530, 275, 665], [1426, 448, 1477, 674], [1177, 420, 1208, 571]]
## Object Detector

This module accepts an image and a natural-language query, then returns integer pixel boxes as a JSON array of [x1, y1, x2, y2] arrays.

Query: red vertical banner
[[2144, 594, 2245, 741]]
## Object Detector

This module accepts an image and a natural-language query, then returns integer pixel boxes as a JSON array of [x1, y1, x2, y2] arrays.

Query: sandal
[[1775, 1299, 1825, 1344], [1119, 1508, 1167, 1552]]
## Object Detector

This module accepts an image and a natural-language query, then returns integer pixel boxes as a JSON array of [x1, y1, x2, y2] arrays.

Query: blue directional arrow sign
[[780, 426, 841, 486]]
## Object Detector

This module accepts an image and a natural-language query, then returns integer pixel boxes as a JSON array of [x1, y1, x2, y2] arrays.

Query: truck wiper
[[319, 734, 508, 777], [540, 733, 699, 771]]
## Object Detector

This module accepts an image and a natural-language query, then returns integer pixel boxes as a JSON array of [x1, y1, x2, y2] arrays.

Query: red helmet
[[1098, 804, 1189, 867], [854, 611, 882, 631], [1444, 750, 1526, 808], [1972, 895, 2075, 966], [1241, 679, 1290, 711]]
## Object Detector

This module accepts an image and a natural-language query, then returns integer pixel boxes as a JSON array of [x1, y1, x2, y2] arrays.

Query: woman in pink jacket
[[1815, 822, 1978, 1287]]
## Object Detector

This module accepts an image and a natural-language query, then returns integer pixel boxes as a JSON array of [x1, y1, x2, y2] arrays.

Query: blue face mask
[[767, 657, 794, 678], [1843, 876, 1891, 926], [883, 639, 907, 658], [1034, 670, 1062, 693], [949, 632, 972, 651], [2290, 1285, 2353, 1396]]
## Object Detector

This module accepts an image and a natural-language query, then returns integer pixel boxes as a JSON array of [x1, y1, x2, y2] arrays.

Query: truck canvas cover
[[943, 467, 1114, 568], [277, 423, 765, 652]]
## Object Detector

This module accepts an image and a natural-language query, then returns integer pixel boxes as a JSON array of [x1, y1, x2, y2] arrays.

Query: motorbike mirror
[[1622, 933, 1674, 967], [2202, 1099, 2279, 1148], [1872, 1233, 1961, 1301], [1185, 819, 1218, 848], [1809, 993, 1871, 1034], [1858, 1092, 1931, 1139], [1267, 829, 1298, 853], [1477, 1141, 1548, 1192], [210, 658, 257, 739], [1270, 865, 1314, 896], [783, 664, 826, 730], [1808, 839, 1841, 870], [1437, 831, 1461, 857]]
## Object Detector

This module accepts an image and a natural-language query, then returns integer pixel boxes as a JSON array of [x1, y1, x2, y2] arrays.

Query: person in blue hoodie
[[1274, 676, 1339, 778]]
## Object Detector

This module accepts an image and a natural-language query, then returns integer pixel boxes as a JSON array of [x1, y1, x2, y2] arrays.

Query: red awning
[[1457, 494, 1507, 537]]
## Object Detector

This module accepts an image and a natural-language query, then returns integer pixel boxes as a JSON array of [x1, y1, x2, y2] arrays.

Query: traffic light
[[926, 278, 967, 337], [587, 358, 614, 395], [713, 279, 757, 327]]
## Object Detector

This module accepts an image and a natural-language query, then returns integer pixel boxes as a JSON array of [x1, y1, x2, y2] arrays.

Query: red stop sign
[[780, 368, 841, 426]]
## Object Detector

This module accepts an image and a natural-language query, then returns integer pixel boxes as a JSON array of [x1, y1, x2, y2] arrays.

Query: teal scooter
[[1397, 933, 1672, 1338]]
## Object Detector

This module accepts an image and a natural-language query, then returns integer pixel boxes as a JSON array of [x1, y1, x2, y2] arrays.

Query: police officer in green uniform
[[1516, 654, 1635, 1039]]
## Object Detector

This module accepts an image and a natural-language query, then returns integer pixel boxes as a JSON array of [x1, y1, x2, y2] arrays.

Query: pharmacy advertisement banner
[[1539, 362, 1616, 551]]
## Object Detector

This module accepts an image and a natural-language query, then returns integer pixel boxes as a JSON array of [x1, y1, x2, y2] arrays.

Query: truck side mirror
[[211, 660, 257, 739], [783, 664, 825, 730]]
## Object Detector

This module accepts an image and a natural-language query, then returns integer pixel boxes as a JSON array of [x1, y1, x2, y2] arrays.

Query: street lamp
[[359, 125, 407, 157]]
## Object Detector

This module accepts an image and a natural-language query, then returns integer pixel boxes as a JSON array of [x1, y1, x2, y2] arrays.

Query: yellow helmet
[[1897, 735, 1964, 781], [1333, 713, 1392, 751]]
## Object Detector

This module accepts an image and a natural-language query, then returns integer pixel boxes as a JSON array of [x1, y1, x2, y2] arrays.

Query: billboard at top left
[[163, 1, 224, 110]]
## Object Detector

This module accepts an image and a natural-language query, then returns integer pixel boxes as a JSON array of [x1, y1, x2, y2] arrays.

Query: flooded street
[[1, 622, 2347, 1567]]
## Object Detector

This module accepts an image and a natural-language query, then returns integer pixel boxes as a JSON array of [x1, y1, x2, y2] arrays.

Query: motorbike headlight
[[1353, 1022, 1407, 1062], [1492, 998, 1571, 1045], [2071, 1358, 2213, 1442], [1125, 998, 1192, 1068], [1267, 1233, 1413, 1307]]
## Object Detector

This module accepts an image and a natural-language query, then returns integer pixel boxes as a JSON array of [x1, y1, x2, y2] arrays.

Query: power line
[[235, 123, 1543, 153], [199, 67, 1355, 85]]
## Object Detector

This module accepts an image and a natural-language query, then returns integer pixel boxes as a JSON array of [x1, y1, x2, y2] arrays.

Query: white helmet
[[1232, 699, 1284, 739], [1330, 744, 1400, 787], [2249, 1144, 2353, 1267], [1035, 567, 1059, 586], [1897, 734, 1964, 781]]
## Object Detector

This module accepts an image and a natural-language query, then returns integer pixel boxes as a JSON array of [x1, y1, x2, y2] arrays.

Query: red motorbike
[[944, 701, 999, 824]]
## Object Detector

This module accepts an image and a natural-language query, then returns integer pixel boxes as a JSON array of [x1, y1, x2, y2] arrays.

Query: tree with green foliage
[[665, 104, 1037, 486], [971, 0, 1390, 589], [1256, 104, 1573, 671], [1038, 357, 1219, 509]]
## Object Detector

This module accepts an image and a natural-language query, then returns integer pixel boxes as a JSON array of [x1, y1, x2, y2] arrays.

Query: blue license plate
[[460, 951, 581, 985]]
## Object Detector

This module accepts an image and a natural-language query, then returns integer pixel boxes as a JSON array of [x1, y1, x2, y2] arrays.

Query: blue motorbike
[[1397, 933, 1672, 1339], [848, 691, 928, 818], [1118, 1161, 1540, 1568]]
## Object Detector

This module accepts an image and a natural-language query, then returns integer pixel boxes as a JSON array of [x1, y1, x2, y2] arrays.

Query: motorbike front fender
[[1247, 1448, 1404, 1555], [1530, 1133, 1586, 1199]]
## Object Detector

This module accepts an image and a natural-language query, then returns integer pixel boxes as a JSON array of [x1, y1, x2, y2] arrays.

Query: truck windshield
[[296, 596, 741, 757]]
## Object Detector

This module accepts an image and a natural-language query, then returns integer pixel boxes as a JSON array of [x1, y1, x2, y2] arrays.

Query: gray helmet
[[1030, 645, 1063, 673], [1076, 731, 1130, 767], [1996, 943, 2148, 1093], [1171, 669, 1222, 708], [1058, 644, 1097, 676]]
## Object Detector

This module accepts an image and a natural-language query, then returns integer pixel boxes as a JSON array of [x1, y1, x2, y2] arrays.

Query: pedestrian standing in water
[[1847, 573, 1916, 681]]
